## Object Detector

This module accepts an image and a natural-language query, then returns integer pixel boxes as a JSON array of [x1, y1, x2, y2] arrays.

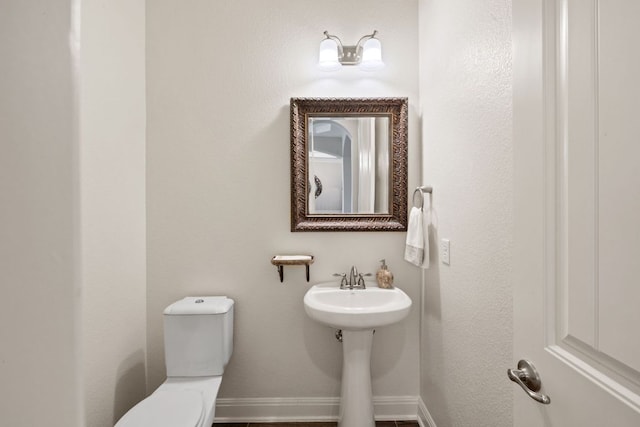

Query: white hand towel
[[404, 206, 430, 268], [405, 207, 424, 267]]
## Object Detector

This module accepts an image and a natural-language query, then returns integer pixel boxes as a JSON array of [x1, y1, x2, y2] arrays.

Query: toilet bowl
[[115, 377, 222, 427], [115, 297, 234, 427]]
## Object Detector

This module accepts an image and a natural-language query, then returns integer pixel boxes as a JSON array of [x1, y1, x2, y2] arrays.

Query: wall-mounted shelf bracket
[[271, 255, 314, 282]]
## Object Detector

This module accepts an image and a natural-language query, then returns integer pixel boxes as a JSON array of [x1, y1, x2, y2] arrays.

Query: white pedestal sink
[[303, 282, 412, 427]]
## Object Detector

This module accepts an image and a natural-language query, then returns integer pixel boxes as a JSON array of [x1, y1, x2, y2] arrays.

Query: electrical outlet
[[441, 238, 450, 265]]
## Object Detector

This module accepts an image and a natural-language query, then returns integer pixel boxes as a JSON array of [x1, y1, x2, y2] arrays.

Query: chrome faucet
[[349, 266, 358, 288], [333, 266, 369, 290]]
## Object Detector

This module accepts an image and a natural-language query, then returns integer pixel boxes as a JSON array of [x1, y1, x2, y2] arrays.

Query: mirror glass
[[290, 98, 408, 232], [308, 116, 390, 215]]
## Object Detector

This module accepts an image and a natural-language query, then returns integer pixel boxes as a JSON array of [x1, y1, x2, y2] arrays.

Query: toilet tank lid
[[164, 296, 234, 315]]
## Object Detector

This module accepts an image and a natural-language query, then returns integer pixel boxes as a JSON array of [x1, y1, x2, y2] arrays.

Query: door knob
[[508, 359, 551, 404]]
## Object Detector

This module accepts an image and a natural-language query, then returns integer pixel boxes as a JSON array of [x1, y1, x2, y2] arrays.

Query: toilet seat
[[115, 389, 205, 427]]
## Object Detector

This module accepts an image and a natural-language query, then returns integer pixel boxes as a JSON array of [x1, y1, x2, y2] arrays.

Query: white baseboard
[[417, 397, 437, 427], [214, 396, 421, 423]]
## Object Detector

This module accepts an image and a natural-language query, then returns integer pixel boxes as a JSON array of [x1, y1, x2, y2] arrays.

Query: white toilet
[[115, 296, 234, 427]]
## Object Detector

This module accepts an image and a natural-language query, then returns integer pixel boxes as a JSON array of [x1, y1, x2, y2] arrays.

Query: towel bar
[[412, 186, 432, 210]]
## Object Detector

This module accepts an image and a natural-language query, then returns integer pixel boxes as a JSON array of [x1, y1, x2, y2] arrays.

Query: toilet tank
[[163, 296, 234, 377]]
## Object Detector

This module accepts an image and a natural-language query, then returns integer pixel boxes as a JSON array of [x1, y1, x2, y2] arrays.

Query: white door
[[513, 0, 640, 425]]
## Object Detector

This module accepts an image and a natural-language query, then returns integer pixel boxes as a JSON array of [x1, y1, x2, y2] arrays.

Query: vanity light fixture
[[318, 30, 385, 71]]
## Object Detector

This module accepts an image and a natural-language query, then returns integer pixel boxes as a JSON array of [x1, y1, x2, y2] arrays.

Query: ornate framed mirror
[[290, 97, 408, 231]]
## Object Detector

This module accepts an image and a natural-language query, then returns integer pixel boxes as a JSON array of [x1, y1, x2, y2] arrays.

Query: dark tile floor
[[214, 422, 419, 427]]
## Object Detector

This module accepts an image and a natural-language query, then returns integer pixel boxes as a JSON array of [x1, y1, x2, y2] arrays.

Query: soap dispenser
[[376, 259, 394, 289]]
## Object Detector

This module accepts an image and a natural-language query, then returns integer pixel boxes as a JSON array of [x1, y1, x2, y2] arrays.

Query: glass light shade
[[318, 38, 342, 71], [359, 37, 384, 71]]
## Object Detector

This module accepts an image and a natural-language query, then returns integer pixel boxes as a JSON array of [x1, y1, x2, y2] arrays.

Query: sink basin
[[303, 282, 412, 330]]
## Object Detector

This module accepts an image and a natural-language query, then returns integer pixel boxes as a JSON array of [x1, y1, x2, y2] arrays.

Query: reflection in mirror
[[290, 98, 408, 232], [308, 117, 390, 214]]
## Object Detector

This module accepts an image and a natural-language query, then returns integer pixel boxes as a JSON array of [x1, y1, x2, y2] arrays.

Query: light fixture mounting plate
[[340, 46, 362, 65]]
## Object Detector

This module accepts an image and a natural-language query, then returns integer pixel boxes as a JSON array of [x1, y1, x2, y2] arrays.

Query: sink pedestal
[[339, 329, 375, 427]]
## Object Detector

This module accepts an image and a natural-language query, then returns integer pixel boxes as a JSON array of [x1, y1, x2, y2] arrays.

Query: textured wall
[[418, 0, 513, 426], [80, 0, 148, 426], [0, 2, 81, 426], [0, 2, 148, 426], [146, 0, 421, 413]]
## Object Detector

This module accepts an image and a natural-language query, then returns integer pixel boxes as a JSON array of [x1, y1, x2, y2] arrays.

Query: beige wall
[[146, 0, 421, 414], [0, 1, 82, 426], [418, 0, 513, 426], [80, 0, 147, 425], [0, 2, 147, 427]]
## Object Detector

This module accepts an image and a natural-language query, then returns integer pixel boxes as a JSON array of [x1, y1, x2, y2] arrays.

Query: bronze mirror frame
[[290, 97, 408, 232]]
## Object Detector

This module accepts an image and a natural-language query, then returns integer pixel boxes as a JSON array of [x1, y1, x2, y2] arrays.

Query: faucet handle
[[357, 273, 372, 288], [333, 273, 348, 288]]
